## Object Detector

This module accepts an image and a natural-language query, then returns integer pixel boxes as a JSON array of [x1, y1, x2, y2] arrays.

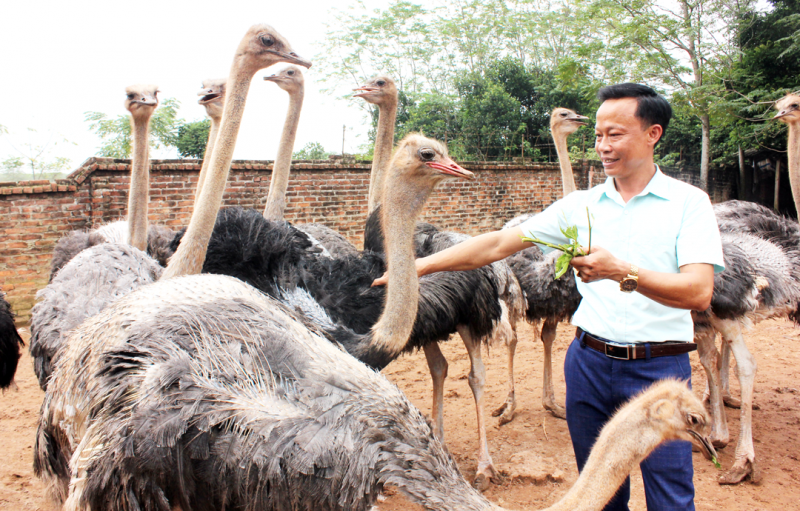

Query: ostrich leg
[[458, 326, 499, 491], [719, 341, 745, 408], [492, 308, 518, 425], [541, 317, 566, 419], [423, 342, 448, 440], [717, 320, 761, 484], [694, 321, 730, 448]]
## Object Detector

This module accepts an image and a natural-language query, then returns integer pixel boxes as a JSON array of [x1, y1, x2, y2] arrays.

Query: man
[[374, 83, 724, 510]]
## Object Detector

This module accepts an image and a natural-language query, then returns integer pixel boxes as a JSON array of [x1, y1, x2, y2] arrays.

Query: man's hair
[[597, 83, 672, 143]]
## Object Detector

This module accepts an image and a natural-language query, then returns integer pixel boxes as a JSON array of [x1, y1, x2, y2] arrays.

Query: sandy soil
[[1, 319, 798, 510]]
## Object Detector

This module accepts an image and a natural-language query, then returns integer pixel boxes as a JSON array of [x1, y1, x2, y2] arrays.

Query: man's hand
[[570, 246, 628, 283]]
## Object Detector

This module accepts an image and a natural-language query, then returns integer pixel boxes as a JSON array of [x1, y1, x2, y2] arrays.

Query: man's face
[[594, 97, 661, 180]]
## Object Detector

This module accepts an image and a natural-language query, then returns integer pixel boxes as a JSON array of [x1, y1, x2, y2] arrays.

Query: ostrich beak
[[688, 429, 717, 462], [268, 50, 312, 69], [774, 105, 797, 119], [426, 158, 475, 180], [353, 85, 378, 98], [569, 114, 590, 126], [198, 90, 222, 104], [264, 74, 281, 82]]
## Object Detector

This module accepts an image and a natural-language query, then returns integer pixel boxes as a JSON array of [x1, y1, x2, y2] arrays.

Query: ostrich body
[[0, 291, 24, 390], [500, 108, 587, 420], [262, 66, 358, 258], [194, 78, 226, 203], [693, 231, 800, 484]]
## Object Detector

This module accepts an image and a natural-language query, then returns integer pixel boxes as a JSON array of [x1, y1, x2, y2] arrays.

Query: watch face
[[620, 278, 638, 292]]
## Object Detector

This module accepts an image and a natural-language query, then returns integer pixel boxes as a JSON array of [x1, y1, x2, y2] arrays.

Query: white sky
[[0, 0, 390, 170]]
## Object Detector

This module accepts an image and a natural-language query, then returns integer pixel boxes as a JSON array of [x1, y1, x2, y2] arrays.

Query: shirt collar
[[600, 165, 672, 204]]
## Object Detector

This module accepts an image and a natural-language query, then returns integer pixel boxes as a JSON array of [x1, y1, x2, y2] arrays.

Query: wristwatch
[[619, 264, 639, 293]]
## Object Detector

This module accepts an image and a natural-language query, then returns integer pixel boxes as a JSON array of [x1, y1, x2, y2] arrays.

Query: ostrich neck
[[264, 87, 304, 221], [542, 414, 661, 511], [554, 130, 576, 196], [369, 177, 430, 358], [128, 116, 151, 251], [194, 114, 222, 205], [367, 98, 398, 214], [163, 66, 253, 279], [787, 122, 799, 215]]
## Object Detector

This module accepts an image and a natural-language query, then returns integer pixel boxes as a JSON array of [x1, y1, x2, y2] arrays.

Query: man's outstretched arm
[[372, 227, 532, 286]]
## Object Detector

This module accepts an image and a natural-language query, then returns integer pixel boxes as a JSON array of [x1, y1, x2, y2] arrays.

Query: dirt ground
[[1, 319, 798, 510]]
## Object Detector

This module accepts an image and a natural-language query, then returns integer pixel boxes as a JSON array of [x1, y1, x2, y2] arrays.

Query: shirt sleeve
[[516, 193, 582, 254], [677, 191, 725, 273]]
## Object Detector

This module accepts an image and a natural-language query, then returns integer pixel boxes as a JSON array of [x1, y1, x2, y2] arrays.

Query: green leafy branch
[[520, 207, 592, 279]]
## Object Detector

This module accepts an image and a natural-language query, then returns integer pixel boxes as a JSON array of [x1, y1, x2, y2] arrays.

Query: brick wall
[[0, 157, 733, 322]]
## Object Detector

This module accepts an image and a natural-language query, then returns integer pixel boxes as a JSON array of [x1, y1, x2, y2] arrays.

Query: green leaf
[[555, 252, 572, 279]]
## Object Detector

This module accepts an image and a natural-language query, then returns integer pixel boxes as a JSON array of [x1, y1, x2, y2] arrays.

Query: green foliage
[[520, 210, 592, 279], [176, 119, 211, 159], [292, 142, 333, 160], [85, 97, 182, 158]]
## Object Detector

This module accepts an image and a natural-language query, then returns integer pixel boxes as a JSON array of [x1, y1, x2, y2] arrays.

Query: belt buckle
[[604, 342, 631, 360]]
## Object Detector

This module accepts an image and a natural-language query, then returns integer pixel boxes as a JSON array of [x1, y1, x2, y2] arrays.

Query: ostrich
[[193, 78, 226, 203], [0, 291, 24, 390], [688, 94, 800, 484], [499, 107, 587, 420], [356, 75, 398, 214], [36, 134, 716, 510], [262, 65, 358, 258], [30, 28, 310, 391], [48, 85, 175, 277]]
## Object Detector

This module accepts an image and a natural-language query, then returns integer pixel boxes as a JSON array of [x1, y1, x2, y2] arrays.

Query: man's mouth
[[602, 158, 619, 165]]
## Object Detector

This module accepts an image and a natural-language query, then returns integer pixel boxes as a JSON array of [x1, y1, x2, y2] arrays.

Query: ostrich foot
[[492, 399, 516, 425], [723, 394, 742, 409], [719, 459, 761, 485], [472, 462, 502, 492], [544, 401, 566, 420]]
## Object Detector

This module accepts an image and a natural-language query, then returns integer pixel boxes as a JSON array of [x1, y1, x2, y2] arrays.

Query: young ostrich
[[36, 136, 716, 511], [500, 107, 587, 420], [48, 85, 175, 278], [30, 85, 171, 390], [262, 65, 358, 258], [193, 78, 226, 203], [0, 291, 24, 390]]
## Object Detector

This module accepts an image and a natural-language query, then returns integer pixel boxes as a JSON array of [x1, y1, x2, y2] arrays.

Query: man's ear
[[646, 124, 663, 147]]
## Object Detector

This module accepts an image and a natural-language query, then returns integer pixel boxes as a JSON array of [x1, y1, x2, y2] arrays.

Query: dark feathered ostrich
[[499, 108, 588, 420], [48, 85, 176, 280], [35, 129, 717, 511], [0, 291, 24, 390]]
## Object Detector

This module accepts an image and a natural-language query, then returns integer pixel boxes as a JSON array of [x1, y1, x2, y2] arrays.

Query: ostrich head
[[124, 84, 159, 119], [389, 133, 474, 187], [774, 94, 800, 123], [198, 79, 226, 119], [233, 24, 311, 73], [353, 75, 397, 106], [264, 65, 304, 94], [550, 107, 589, 137]]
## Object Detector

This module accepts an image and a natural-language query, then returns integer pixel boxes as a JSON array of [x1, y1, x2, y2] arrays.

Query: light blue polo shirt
[[518, 167, 724, 343]]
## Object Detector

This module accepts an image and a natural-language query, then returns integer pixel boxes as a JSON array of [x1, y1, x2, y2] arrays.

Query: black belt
[[576, 328, 697, 360]]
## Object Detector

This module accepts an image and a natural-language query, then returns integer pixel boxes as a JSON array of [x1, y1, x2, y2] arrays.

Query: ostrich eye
[[287, 70, 295, 76], [127, 93, 135, 100], [686, 414, 700, 426], [261, 36, 275, 47], [419, 148, 436, 161], [561, 112, 567, 116], [377, 80, 386, 86]]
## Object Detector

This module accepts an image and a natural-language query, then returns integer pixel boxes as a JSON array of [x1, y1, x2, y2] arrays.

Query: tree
[[292, 142, 333, 160], [0, 127, 74, 180], [176, 119, 211, 159], [85, 97, 182, 158]]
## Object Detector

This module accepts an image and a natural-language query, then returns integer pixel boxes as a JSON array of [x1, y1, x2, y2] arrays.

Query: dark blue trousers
[[565, 335, 695, 511]]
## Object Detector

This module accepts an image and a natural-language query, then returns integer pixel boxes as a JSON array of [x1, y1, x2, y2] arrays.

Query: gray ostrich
[[0, 291, 24, 390], [499, 107, 587, 420], [194, 78, 226, 203], [35, 135, 716, 510], [48, 85, 176, 279]]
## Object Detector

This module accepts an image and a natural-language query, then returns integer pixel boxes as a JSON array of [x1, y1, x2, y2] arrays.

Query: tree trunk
[[774, 159, 781, 211], [738, 145, 746, 200], [699, 114, 711, 192]]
